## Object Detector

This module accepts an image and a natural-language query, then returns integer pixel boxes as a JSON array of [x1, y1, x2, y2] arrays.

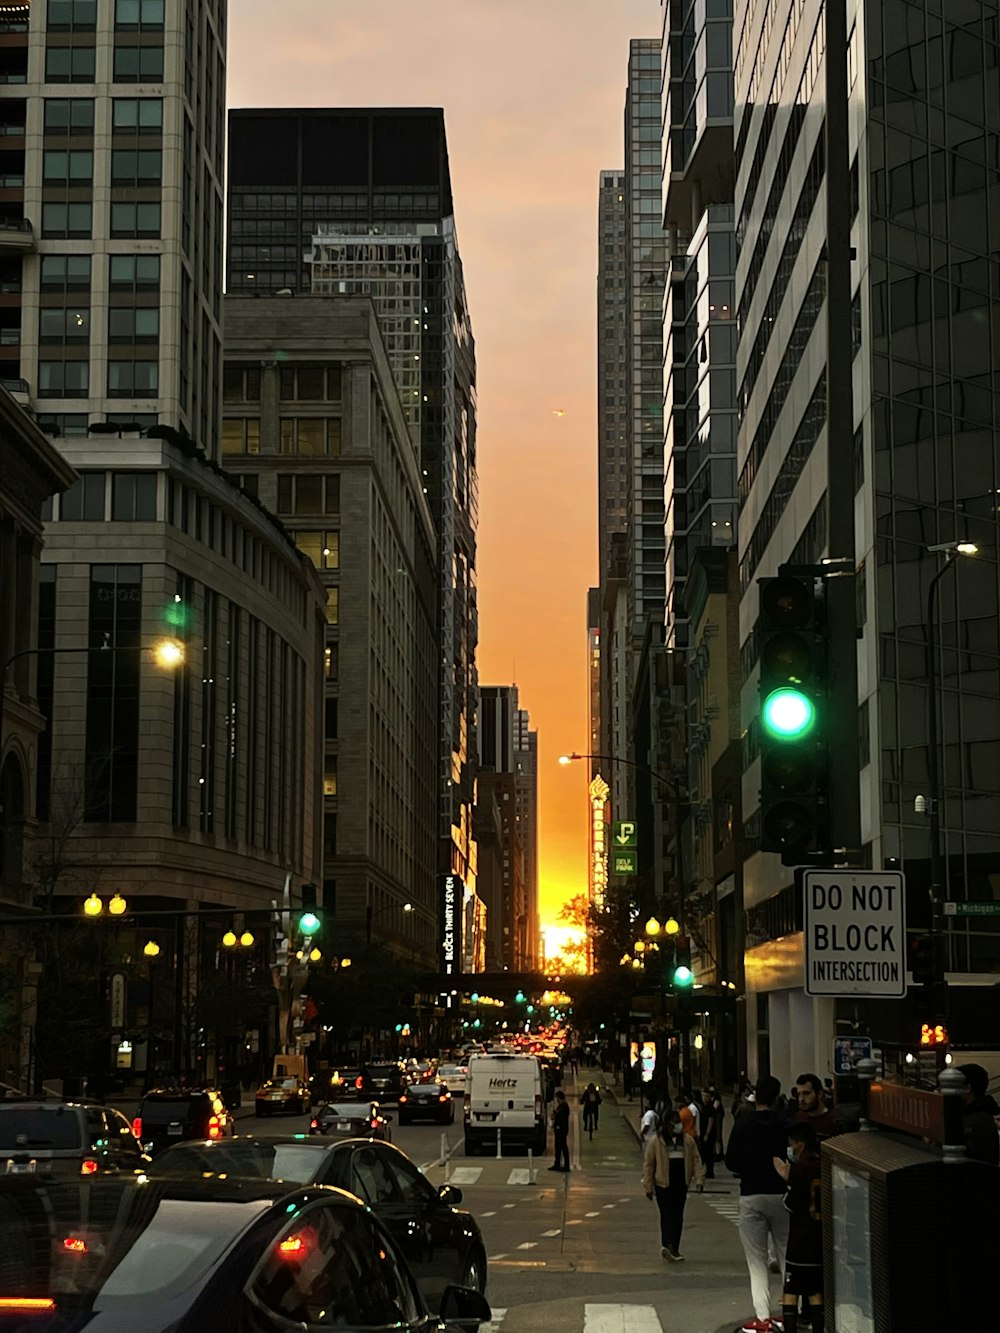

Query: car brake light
[[80, 1159, 98, 1176], [62, 1238, 88, 1254], [0, 1299, 56, 1312], [131, 1117, 142, 1139], [310, 1118, 318, 1130], [208, 1115, 221, 1140], [354, 1076, 363, 1089], [439, 1094, 448, 1102], [399, 1094, 408, 1103]]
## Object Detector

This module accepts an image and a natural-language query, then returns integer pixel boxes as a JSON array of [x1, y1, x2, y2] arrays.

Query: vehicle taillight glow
[[439, 1094, 448, 1102], [354, 1076, 363, 1089], [0, 1299, 56, 1312], [80, 1159, 98, 1175], [62, 1237, 88, 1254], [399, 1095, 408, 1103], [208, 1115, 221, 1140], [276, 1228, 314, 1260], [131, 1117, 142, 1139], [309, 1119, 318, 1130]]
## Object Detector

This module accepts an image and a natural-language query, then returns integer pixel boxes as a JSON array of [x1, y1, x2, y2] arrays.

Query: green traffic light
[[299, 911, 321, 936], [163, 594, 191, 632], [673, 965, 694, 987], [762, 687, 815, 740], [515, 990, 526, 1003]]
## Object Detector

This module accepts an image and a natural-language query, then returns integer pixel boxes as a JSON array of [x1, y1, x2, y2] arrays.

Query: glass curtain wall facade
[[735, 0, 1000, 1073], [597, 168, 629, 582], [3, 0, 225, 447]]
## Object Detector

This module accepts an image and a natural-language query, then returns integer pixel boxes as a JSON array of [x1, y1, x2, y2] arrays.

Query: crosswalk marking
[[602, 1203, 616, 1208], [583, 1304, 663, 1332], [502, 1202, 516, 1209], [480, 1210, 497, 1217], [506, 1167, 532, 1185], [566, 1218, 583, 1225], [541, 1228, 561, 1236], [447, 1167, 482, 1185], [516, 1241, 537, 1250], [701, 1192, 741, 1228], [585, 1210, 600, 1217]]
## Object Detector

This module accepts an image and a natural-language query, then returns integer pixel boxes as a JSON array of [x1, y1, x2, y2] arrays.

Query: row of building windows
[[222, 363, 343, 404], [39, 253, 160, 292], [39, 305, 158, 342], [221, 417, 343, 457], [48, 0, 164, 28], [41, 147, 162, 185], [45, 45, 165, 85], [38, 358, 158, 397], [41, 200, 161, 240], [44, 96, 162, 135]]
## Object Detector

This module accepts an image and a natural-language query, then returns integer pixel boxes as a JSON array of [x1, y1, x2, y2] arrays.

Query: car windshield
[[152, 1142, 328, 1184], [366, 1066, 398, 1077], [141, 1098, 198, 1120], [0, 1178, 274, 1312], [326, 1104, 369, 1118], [0, 1109, 82, 1150], [438, 1067, 466, 1078]]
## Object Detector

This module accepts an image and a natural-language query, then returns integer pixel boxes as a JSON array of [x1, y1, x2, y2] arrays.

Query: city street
[[248, 1078, 754, 1333]]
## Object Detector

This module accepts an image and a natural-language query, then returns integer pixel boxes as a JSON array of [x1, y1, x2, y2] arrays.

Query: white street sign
[[803, 870, 906, 997]]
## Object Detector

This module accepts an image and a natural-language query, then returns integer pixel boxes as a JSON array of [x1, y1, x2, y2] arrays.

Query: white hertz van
[[463, 1052, 547, 1155]]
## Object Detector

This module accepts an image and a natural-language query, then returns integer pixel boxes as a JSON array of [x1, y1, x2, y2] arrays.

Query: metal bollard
[[527, 1148, 536, 1184], [495, 1126, 502, 1158], [440, 1131, 448, 1168]]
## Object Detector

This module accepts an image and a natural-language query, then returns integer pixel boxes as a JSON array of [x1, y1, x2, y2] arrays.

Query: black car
[[133, 1087, 234, 1155], [310, 1100, 393, 1142], [148, 1135, 488, 1312], [0, 1173, 490, 1331], [310, 1068, 364, 1102], [0, 1100, 148, 1179], [360, 1062, 408, 1101], [398, 1082, 456, 1125]]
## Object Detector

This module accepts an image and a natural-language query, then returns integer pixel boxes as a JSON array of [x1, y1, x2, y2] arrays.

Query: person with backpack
[[580, 1082, 602, 1134]]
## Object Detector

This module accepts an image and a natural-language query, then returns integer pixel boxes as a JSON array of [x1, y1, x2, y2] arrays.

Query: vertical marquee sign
[[441, 874, 462, 976]]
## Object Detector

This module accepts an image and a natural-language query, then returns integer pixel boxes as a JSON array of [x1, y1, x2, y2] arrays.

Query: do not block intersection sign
[[803, 870, 907, 997]]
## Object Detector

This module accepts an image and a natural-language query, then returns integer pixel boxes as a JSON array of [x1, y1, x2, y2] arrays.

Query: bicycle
[[583, 1108, 599, 1140]]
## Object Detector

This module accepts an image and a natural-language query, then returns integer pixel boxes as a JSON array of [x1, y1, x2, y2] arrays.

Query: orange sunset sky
[[229, 0, 657, 926]]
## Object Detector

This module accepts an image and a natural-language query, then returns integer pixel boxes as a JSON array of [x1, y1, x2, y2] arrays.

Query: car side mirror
[[438, 1183, 463, 1205], [439, 1285, 491, 1330]]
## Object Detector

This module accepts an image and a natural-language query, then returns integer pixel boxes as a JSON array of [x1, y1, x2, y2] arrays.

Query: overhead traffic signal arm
[[757, 571, 831, 865]]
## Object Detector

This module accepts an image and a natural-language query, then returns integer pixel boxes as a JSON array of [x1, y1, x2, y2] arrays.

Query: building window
[[279, 364, 342, 401], [38, 359, 89, 396], [221, 418, 261, 455], [41, 202, 92, 239], [44, 46, 96, 83], [279, 418, 341, 456], [323, 813, 337, 857], [39, 307, 90, 343], [326, 587, 339, 625], [44, 98, 95, 135], [111, 472, 157, 521], [293, 531, 339, 571], [85, 564, 142, 823], [112, 97, 162, 133], [47, 0, 97, 27], [115, 0, 165, 27], [323, 758, 337, 797], [36, 413, 88, 437], [108, 307, 159, 343], [109, 199, 160, 237], [113, 45, 164, 81], [110, 148, 161, 187], [276, 473, 339, 515], [109, 253, 159, 290], [107, 360, 158, 395], [60, 471, 105, 520], [40, 254, 91, 292], [42, 149, 93, 185], [324, 698, 338, 740], [324, 641, 338, 679], [223, 365, 261, 402]]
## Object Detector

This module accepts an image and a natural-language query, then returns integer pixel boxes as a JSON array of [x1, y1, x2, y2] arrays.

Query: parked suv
[[0, 1099, 147, 1178], [132, 1087, 234, 1156]]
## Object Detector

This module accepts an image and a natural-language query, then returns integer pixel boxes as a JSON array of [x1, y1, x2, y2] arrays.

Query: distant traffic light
[[672, 935, 694, 988], [909, 932, 944, 987], [757, 571, 830, 864], [298, 910, 322, 937]]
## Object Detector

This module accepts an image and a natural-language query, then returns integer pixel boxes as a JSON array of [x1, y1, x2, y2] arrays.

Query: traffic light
[[757, 571, 830, 864], [909, 932, 944, 987], [672, 935, 694, 988], [920, 1022, 949, 1047], [297, 884, 321, 937]]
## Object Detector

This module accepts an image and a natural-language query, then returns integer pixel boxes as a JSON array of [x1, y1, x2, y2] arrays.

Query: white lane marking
[[506, 1168, 531, 1185], [585, 1210, 600, 1217], [566, 1218, 583, 1225], [502, 1202, 516, 1209], [516, 1241, 538, 1250], [619, 1196, 631, 1202], [583, 1304, 663, 1332], [480, 1210, 497, 1217], [489, 1253, 509, 1261], [447, 1167, 483, 1185], [602, 1203, 616, 1209], [541, 1228, 561, 1237]]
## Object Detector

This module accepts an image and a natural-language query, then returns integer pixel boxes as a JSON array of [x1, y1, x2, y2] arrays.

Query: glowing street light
[[152, 638, 185, 669], [143, 940, 160, 958], [83, 893, 102, 917], [108, 893, 127, 916]]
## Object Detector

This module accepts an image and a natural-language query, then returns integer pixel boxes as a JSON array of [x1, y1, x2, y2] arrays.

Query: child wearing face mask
[[772, 1121, 824, 1333]]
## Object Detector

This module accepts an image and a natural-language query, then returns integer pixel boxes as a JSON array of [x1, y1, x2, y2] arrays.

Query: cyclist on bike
[[580, 1082, 602, 1135]]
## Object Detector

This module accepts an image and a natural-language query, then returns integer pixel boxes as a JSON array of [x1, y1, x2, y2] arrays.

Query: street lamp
[[143, 940, 160, 958], [82, 893, 128, 917], [365, 898, 414, 946], [923, 540, 979, 943]]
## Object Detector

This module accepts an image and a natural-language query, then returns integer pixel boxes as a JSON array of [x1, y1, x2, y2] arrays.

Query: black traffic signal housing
[[909, 931, 944, 987], [756, 570, 830, 864]]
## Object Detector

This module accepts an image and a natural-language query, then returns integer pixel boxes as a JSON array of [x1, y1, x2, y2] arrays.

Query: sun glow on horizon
[[541, 923, 588, 973]]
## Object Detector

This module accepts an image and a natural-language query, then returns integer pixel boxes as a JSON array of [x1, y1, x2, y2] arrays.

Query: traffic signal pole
[[824, 0, 862, 860]]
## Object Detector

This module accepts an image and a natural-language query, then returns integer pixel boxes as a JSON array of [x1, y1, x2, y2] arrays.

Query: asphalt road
[[248, 1090, 767, 1333]]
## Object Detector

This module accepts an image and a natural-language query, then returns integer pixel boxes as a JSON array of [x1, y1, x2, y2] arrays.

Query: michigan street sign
[[944, 901, 1000, 917], [804, 870, 906, 997]]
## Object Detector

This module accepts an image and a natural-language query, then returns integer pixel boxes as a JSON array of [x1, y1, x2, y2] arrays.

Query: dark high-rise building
[[227, 109, 480, 972]]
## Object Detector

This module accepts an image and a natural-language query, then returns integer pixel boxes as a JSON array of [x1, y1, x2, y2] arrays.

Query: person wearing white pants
[[725, 1075, 791, 1333]]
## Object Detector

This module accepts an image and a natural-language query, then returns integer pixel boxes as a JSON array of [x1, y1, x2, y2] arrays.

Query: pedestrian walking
[[676, 1093, 698, 1140], [580, 1082, 602, 1135], [642, 1107, 704, 1261], [698, 1086, 722, 1178], [725, 1075, 790, 1333], [639, 1103, 660, 1153], [789, 1073, 837, 1140], [548, 1089, 570, 1172], [772, 1122, 825, 1333]]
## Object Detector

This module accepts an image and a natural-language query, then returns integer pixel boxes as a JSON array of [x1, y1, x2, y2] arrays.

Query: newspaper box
[[822, 1062, 999, 1329]]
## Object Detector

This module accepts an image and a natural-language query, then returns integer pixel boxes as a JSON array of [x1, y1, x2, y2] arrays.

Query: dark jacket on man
[[724, 1109, 788, 1195], [963, 1094, 999, 1165]]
